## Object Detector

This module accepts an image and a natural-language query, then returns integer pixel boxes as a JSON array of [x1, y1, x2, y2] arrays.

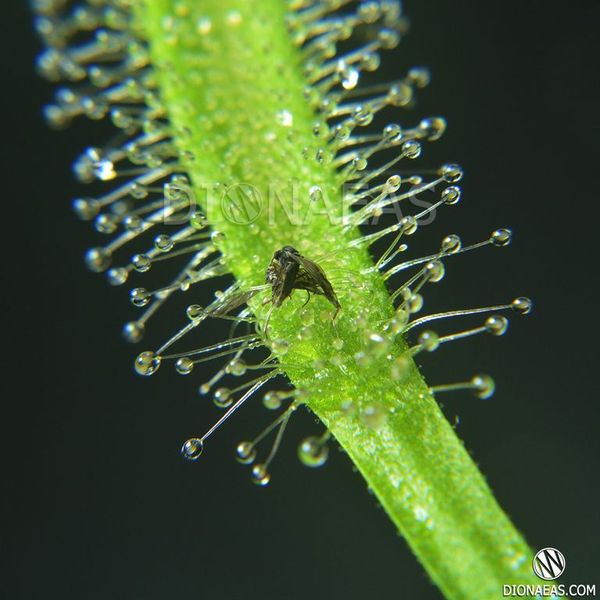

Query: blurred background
[[3, 1, 599, 598]]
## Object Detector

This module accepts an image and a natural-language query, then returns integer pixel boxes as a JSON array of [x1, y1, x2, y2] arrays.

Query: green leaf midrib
[[135, 2, 541, 599]]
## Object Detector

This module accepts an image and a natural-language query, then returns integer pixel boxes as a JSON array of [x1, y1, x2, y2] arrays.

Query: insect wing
[[290, 254, 341, 311]]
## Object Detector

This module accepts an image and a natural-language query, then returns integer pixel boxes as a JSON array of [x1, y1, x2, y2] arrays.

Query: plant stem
[[136, 1, 540, 597]]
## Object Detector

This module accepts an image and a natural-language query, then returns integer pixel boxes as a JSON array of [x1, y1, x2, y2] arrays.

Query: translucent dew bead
[[262, 391, 282, 411], [402, 140, 421, 159], [154, 233, 173, 252], [472, 375, 495, 400], [251, 464, 270, 486], [440, 163, 464, 183], [122, 321, 145, 343], [418, 330, 439, 352], [134, 351, 161, 376], [72, 198, 99, 221], [85, 247, 111, 272], [213, 387, 232, 408], [298, 436, 329, 468], [485, 315, 509, 336], [236, 441, 256, 464], [491, 228, 512, 247], [175, 357, 194, 375], [130, 287, 151, 307], [107, 267, 128, 286], [132, 254, 151, 272], [181, 438, 203, 461], [512, 297, 533, 315], [418, 116, 447, 141], [441, 186, 461, 205]]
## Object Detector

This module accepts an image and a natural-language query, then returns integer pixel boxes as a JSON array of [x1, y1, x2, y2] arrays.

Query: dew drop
[[262, 391, 282, 411], [406, 293, 423, 314], [491, 228, 512, 247], [402, 140, 421, 159], [181, 438, 203, 461], [271, 338, 289, 355], [332, 122, 351, 142], [441, 234, 461, 254], [111, 109, 133, 129], [512, 297, 533, 315], [485, 315, 508, 336], [379, 28, 400, 48], [85, 247, 111, 272], [383, 123, 402, 143], [132, 254, 152, 273], [351, 155, 368, 171], [387, 82, 413, 107], [154, 234, 174, 252], [107, 267, 128, 286], [319, 97, 337, 116], [419, 116, 447, 141], [122, 321, 145, 343], [123, 215, 143, 233], [236, 441, 256, 464], [390, 316, 406, 334], [251, 464, 270, 486], [298, 436, 329, 468], [309, 185, 322, 201], [386, 175, 401, 192], [408, 66, 431, 88], [130, 287, 151, 307], [358, 2, 381, 23], [93, 159, 116, 181], [134, 351, 161, 376], [72, 198, 99, 221], [310, 121, 326, 140], [441, 185, 461, 205], [129, 182, 148, 199], [211, 230, 225, 244], [360, 51, 380, 71], [400, 215, 417, 235], [190, 211, 207, 229], [419, 330, 439, 352], [94, 214, 118, 235], [426, 261, 445, 283], [440, 163, 464, 183], [471, 375, 495, 399], [213, 387, 232, 408], [395, 307, 410, 326], [339, 62, 359, 90], [175, 357, 194, 375], [227, 359, 246, 376], [186, 304, 203, 320], [352, 105, 374, 126]]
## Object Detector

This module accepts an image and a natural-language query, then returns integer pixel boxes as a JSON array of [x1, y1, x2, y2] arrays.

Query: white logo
[[532, 547, 566, 580]]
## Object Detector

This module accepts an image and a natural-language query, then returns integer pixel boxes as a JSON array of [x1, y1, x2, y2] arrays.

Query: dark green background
[[4, 1, 599, 598]]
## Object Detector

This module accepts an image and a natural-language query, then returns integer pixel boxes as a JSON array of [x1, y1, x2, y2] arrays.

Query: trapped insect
[[266, 246, 340, 316], [213, 246, 340, 332]]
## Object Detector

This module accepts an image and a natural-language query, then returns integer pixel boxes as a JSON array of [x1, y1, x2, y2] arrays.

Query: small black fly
[[266, 246, 340, 317], [209, 246, 340, 335]]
